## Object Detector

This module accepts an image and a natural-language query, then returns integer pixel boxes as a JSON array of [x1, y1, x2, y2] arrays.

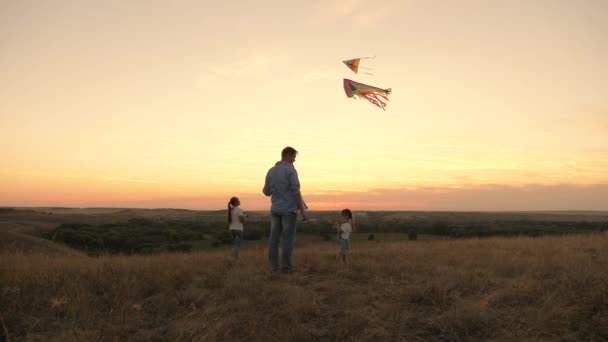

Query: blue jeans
[[231, 230, 242, 258], [268, 211, 297, 273]]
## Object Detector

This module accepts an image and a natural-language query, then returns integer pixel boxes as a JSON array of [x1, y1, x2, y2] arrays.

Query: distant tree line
[[295, 217, 608, 238], [44, 215, 608, 254], [342, 219, 608, 238], [44, 218, 267, 254]]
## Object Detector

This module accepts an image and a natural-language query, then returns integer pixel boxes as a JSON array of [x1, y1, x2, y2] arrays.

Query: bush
[[431, 222, 450, 235], [408, 228, 418, 241], [46, 220, 221, 254], [167, 243, 193, 252], [244, 229, 264, 241], [214, 230, 234, 244]]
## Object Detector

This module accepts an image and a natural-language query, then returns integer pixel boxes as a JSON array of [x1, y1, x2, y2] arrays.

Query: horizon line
[[4, 206, 608, 213]]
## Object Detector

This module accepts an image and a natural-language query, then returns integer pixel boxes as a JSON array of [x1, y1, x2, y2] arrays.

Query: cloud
[[19, 171, 157, 184], [20, 171, 93, 180], [103, 176, 157, 184], [9, 182, 607, 211], [321, 0, 361, 17], [294, 70, 338, 83], [304, 184, 608, 211], [551, 108, 608, 135], [115, 135, 172, 142], [315, 0, 400, 26], [311, 187, 366, 195], [205, 51, 280, 78], [78, 193, 267, 210], [215, 178, 252, 183]]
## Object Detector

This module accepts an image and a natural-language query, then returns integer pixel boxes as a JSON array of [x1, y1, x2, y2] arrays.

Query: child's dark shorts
[[338, 237, 350, 255]]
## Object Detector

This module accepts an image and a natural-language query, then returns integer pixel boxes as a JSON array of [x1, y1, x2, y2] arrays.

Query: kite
[[342, 56, 375, 75], [343, 78, 392, 110]]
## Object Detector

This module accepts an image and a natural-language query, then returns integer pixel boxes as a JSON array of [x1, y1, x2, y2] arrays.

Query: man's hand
[[294, 193, 308, 220], [300, 209, 309, 221]]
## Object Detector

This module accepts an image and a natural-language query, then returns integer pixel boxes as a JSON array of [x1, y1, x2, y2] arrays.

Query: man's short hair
[[281, 146, 298, 158]]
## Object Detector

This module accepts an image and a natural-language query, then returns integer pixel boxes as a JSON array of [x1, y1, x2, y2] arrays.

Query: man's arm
[[262, 169, 272, 196], [290, 168, 308, 220], [295, 194, 308, 221]]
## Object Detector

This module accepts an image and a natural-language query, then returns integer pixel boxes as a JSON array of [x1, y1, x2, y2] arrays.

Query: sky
[[1, 0, 607, 211]]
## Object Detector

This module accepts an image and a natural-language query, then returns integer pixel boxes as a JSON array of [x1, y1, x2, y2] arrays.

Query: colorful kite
[[342, 56, 375, 75], [343, 78, 392, 110]]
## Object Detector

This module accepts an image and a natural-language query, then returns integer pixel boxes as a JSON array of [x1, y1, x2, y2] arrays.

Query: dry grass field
[[2, 233, 607, 341], [0, 231, 81, 256]]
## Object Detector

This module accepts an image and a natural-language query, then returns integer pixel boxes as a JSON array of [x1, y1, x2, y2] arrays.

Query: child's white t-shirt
[[340, 222, 352, 240], [229, 207, 245, 231]]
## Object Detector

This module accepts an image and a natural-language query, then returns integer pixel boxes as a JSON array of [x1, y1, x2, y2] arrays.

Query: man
[[263, 146, 308, 273]]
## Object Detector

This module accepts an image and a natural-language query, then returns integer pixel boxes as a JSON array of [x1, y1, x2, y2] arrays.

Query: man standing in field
[[263, 146, 308, 273]]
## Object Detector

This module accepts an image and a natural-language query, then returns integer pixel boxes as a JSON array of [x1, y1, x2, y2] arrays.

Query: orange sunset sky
[[1, 0, 607, 211]]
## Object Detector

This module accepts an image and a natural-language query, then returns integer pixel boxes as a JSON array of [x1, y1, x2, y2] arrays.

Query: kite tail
[[361, 90, 390, 110], [363, 95, 385, 110]]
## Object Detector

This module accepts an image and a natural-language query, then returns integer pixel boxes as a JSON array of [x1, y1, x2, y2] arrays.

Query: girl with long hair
[[228, 197, 247, 259]]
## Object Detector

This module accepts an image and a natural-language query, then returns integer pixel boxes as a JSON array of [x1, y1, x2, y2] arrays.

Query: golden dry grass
[[2, 234, 608, 341], [0, 231, 81, 256]]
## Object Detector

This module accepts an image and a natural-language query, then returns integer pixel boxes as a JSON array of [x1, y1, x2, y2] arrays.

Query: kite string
[[358, 55, 375, 75]]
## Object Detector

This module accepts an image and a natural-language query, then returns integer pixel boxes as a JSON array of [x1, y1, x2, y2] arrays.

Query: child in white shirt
[[228, 197, 247, 259], [335, 209, 354, 266]]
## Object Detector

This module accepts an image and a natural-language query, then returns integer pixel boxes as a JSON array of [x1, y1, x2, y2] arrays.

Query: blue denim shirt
[[263, 161, 301, 213]]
